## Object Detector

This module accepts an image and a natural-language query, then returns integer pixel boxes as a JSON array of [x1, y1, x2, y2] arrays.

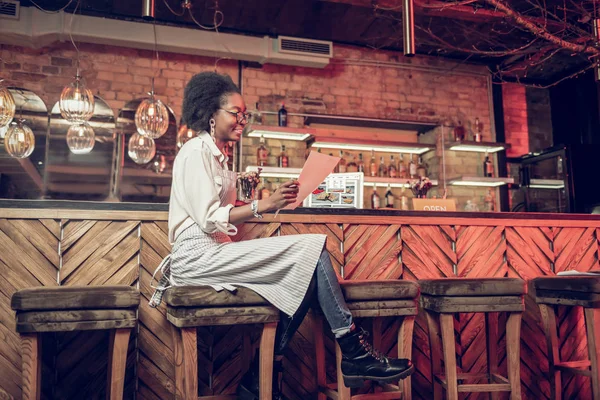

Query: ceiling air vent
[[277, 36, 333, 58], [0, 0, 19, 20]]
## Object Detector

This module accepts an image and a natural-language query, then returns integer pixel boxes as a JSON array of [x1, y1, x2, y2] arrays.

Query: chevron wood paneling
[[0, 218, 60, 400], [3, 213, 600, 399], [343, 224, 401, 280]]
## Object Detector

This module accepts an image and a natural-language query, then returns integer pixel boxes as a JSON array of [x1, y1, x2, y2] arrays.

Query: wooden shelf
[[364, 176, 438, 188], [449, 176, 514, 187], [311, 137, 433, 155], [445, 140, 510, 153]]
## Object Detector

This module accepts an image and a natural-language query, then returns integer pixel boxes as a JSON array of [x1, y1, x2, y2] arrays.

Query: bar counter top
[[0, 199, 598, 399]]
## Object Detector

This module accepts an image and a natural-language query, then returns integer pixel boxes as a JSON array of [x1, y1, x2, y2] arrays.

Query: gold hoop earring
[[209, 118, 216, 142]]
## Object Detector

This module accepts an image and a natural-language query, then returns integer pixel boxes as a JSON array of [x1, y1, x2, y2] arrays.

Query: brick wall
[[1, 40, 550, 210]]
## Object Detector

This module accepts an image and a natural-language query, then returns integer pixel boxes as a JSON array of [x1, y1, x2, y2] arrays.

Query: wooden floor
[[0, 208, 598, 399]]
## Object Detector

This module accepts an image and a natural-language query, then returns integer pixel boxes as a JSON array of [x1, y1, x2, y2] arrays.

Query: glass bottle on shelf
[[454, 120, 465, 141], [278, 103, 287, 127], [388, 155, 397, 178], [370, 151, 377, 177], [259, 178, 270, 200], [398, 154, 407, 178], [278, 145, 289, 168], [252, 102, 263, 125], [417, 156, 427, 178], [483, 152, 494, 177], [474, 117, 482, 142], [378, 156, 388, 177], [257, 135, 268, 166], [385, 184, 394, 208], [371, 184, 380, 209], [408, 154, 417, 178], [357, 153, 365, 173], [346, 154, 358, 173], [400, 187, 409, 210], [338, 150, 347, 173]]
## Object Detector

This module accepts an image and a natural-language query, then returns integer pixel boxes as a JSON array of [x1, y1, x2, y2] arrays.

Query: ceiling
[[21, 0, 598, 83]]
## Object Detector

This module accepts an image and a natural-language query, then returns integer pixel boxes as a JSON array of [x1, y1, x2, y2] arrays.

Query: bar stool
[[532, 276, 600, 400], [314, 280, 420, 400], [10, 286, 140, 400], [164, 286, 279, 400], [420, 278, 525, 400]]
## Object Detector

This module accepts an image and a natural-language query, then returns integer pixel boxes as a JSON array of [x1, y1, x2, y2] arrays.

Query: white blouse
[[167, 133, 237, 244]]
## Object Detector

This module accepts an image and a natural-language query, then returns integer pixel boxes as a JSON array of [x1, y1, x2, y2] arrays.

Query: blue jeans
[[275, 248, 353, 355]]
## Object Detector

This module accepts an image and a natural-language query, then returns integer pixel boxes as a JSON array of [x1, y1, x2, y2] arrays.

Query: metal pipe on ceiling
[[402, 0, 415, 57], [142, 0, 155, 20]]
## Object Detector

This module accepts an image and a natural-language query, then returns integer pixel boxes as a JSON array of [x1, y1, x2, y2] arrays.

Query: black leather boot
[[236, 357, 283, 400], [337, 328, 414, 388]]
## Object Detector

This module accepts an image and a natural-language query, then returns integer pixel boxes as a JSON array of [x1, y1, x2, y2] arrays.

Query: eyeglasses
[[220, 109, 251, 124]]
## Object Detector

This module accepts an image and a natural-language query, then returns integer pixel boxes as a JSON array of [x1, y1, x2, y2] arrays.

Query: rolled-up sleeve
[[175, 149, 237, 235]]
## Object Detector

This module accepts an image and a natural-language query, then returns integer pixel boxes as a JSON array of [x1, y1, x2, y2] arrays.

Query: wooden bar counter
[[0, 200, 599, 399]]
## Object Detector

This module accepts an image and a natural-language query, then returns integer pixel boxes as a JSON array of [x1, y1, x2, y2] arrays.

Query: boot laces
[[357, 329, 388, 363]]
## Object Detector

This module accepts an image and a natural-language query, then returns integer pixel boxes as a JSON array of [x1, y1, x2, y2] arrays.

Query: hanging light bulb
[[151, 153, 167, 174], [66, 122, 95, 154], [59, 68, 95, 124], [5, 119, 35, 159], [176, 127, 196, 149], [128, 132, 156, 164], [135, 78, 169, 139], [0, 81, 16, 128]]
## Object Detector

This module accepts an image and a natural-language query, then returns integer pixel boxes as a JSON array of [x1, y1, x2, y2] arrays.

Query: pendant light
[[0, 80, 15, 128], [5, 119, 35, 159], [151, 153, 167, 174], [135, 80, 169, 139], [66, 122, 95, 154], [128, 132, 156, 164], [176, 126, 196, 149]]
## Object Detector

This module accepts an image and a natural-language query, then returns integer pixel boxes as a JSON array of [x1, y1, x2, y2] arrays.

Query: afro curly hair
[[181, 72, 241, 133]]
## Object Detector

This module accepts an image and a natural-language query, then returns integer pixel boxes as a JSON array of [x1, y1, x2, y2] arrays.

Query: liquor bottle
[[259, 178, 270, 200], [357, 153, 365, 173], [278, 145, 289, 168], [408, 154, 417, 178], [252, 102, 263, 125], [338, 150, 347, 173], [346, 154, 358, 173], [454, 120, 465, 141], [385, 184, 394, 208], [484, 188, 495, 211], [278, 103, 287, 127], [388, 155, 397, 178], [400, 187, 409, 210], [371, 184, 380, 209], [257, 135, 268, 166], [474, 117, 482, 142], [417, 156, 427, 178], [483, 152, 494, 177], [378, 156, 388, 178], [398, 154, 407, 178], [370, 151, 377, 177]]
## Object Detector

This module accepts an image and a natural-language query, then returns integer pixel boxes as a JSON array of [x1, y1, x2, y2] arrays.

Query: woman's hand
[[264, 180, 300, 212]]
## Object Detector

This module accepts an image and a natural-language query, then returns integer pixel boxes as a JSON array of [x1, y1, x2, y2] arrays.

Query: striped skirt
[[155, 224, 326, 317]]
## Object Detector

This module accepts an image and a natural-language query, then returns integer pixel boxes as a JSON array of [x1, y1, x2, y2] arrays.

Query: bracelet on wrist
[[251, 200, 263, 219]]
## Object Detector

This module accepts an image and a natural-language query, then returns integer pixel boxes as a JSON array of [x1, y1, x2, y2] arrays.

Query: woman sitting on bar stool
[[149, 72, 414, 399]]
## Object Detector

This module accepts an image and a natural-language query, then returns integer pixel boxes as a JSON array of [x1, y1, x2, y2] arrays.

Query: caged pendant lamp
[[5, 119, 35, 159], [0, 80, 16, 128]]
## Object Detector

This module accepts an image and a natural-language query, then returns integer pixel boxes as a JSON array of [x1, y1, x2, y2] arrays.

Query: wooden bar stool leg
[[172, 325, 185, 400], [505, 312, 523, 400], [399, 315, 415, 400], [425, 311, 443, 400], [314, 314, 327, 400], [539, 304, 561, 400], [21, 333, 41, 400], [181, 327, 198, 400], [259, 322, 277, 400], [584, 308, 600, 400], [107, 328, 132, 400], [439, 313, 458, 400], [335, 342, 352, 400], [485, 312, 499, 400]]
